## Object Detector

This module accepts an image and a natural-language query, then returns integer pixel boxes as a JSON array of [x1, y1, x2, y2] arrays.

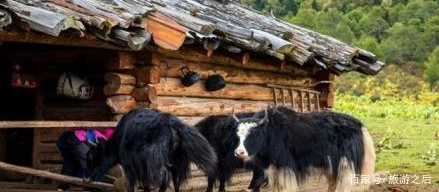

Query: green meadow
[[334, 94, 439, 184]]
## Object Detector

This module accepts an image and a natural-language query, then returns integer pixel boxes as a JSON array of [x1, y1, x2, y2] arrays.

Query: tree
[[344, 8, 366, 38], [354, 35, 383, 59], [357, 7, 389, 41], [380, 23, 423, 64], [421, 16, 439, 54], [288, 8, 317, 29], [424, 46, 439, 88], [398, 0, 438, 24]]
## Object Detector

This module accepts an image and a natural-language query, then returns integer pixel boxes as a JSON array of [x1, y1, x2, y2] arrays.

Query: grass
[[360, 117, 439, 183]]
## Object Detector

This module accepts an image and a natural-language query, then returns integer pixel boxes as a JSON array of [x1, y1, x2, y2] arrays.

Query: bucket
[[57, 73, 94, 100]]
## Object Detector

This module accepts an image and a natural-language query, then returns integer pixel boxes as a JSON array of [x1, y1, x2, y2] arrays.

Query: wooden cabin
[[0, 0, 383, 190]]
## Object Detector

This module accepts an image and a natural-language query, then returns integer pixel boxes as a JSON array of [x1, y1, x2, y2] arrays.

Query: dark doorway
[[0, 59, 36, 180]]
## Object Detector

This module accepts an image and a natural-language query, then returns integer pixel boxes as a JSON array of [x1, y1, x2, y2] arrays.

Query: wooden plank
[[0, 162, 114, 189], [38, 152, 62, 162], [0, 30, 123, 50], [159, 58, 314, 87], [157, 96, 272, 116], [154, 77, 276, 101], [157, 47, 310, 75], [37, 143, 58, 153], [43, 107, 110, 121], [0, 121, 117, 129]]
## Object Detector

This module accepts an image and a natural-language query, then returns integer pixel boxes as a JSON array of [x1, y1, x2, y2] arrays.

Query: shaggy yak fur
[[84, 108, 217, 192], [195, 113, 268, 192], [229, 106, 376, 192]]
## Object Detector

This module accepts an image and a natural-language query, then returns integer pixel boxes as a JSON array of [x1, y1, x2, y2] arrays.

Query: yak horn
[[258, 108, 269, 125], [232, 108, 239, 123]]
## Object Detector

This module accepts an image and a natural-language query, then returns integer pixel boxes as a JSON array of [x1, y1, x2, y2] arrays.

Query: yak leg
[[205, 174, 215, 192], [158, 172, 170, 192], [218, 175, 227, 192], [125, 173, 138, 192], [172, 172, 181, 192], [334, 157, 355, 192], [248, 167, 268, 191]]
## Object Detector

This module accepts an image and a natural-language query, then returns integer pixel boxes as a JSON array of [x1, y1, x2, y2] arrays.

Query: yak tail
[[355, 127, 376, 191], [172, 121, 217, 180]]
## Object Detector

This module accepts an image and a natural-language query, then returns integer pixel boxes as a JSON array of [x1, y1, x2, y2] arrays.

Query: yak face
[[232, 109, 268, 161]]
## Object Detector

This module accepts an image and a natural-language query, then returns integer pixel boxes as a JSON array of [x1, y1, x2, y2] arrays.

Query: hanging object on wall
[[180, 66, 200, 87], [10, 63, 37, 89], [205, 74, 226, 91], [57, 73, 94, 100]]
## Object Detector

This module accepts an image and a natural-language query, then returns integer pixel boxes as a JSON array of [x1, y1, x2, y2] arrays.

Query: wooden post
[[33, 67, 44, 170], [289, 89, 295, 110], [300, 90, 304, 112], [272, 87, 278, 106], [281, 89, 286, 105], [136, 66, 161, 84], [106, 52, 136, 70]]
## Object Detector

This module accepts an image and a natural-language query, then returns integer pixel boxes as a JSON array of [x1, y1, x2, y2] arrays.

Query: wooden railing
[[0, 121, 118, 129]]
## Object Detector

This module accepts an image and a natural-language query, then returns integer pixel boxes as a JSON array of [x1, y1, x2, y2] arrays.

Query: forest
[[242, 0, 439, 119]]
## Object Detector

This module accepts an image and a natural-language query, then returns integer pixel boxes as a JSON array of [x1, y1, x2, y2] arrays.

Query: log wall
[[104, 47, 331, 122]]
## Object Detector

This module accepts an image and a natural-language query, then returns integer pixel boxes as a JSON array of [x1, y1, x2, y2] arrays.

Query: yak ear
[[258, 108, 269, 125]]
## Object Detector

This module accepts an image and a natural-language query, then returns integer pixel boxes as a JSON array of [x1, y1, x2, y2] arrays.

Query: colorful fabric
[[74, 128, 114, 144]]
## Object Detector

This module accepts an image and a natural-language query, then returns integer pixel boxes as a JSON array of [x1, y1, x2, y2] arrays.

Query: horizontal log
[[155, 77, 274, 100], [104, 84, 134, 96], [159, 58, 314, 87], [104, 73, 136, 96], [157, 47, 310, 76], [106, 95, 138, 114], [132, 86, 157, 102], [156, 96, 273, 116], [0, 121, 117, 128], [0, 30, 123, 50], [0, 162, 114, 190], [43, 107, 110, 121]]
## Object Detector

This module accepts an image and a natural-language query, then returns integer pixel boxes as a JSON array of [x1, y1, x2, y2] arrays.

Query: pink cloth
[[74, 128, 114, 142]]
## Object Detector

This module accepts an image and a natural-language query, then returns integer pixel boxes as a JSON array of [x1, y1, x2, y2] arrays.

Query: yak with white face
[[230, 106, 376, 192], [232, 110, 268, 161]]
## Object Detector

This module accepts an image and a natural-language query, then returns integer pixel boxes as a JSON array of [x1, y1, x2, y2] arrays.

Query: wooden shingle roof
[[0, 0, 384, 75]]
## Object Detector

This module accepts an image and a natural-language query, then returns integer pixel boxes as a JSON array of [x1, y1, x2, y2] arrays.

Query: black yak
[[229, 106, 376, 192], [84, 108, 217, 192], [195, 113, 268, 192]]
